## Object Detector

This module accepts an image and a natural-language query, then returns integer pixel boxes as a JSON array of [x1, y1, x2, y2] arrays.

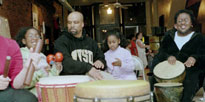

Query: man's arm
[[92, 41, 106, 70], [54, 37, 93, 75]]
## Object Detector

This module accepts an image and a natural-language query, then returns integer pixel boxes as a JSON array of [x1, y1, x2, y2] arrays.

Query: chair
[[132, 56, 146, 80]]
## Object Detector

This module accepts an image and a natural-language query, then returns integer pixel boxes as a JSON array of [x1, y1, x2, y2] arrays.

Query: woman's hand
[[168, 56, 176, 65], [184, 57, 196, 68]]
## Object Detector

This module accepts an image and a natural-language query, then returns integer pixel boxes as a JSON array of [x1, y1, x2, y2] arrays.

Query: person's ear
[[174, 24, 178, 29], [22, 39, 26, 45], [118, 39, 121, 44], [82, 22, 84, 28]]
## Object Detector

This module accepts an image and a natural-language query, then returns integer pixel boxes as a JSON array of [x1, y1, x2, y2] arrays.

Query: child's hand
[[93, 60, 104, 69], [112, 58, 122, 67], [55, 62, 63, 71], [25, 48, 43, 71], [25, 53, 41, 70], [44, 65, 51, 73]]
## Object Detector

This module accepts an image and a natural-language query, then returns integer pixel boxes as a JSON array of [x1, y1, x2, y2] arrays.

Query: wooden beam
[[59, 0, 75, 12]]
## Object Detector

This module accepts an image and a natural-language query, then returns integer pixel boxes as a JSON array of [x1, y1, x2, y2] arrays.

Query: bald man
[[54, 11, 106, 80]]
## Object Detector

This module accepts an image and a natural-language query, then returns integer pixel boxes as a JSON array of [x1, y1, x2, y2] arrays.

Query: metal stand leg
[[93, 97, 101, 102], [203, 90, 205, 101], [127, 96, 134, 102], [150, 92, 154, 102], [73, 96, 77, 102]]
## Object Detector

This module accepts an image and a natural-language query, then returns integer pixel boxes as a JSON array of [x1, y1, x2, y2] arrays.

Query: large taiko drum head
[[153, 60, 185, 83], [74, 80, 150, 102], [154, 83, 183, 102], [36, 75, 90, 102]]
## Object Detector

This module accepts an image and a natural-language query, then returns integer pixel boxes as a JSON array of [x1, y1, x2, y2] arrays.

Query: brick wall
[[0, 0, 61, 39], [0, 0, 32, 38]]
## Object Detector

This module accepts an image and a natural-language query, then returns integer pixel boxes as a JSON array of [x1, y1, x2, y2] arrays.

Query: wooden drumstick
[[3, 56, 11, 78], [24, 39, 43, 86]]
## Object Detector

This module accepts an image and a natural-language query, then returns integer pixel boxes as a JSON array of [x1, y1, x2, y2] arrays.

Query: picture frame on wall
[[32, 4, 39, 29], [0, 0, 3, 6], [32, 12, 38, 29], [0, 16, 11, 38]]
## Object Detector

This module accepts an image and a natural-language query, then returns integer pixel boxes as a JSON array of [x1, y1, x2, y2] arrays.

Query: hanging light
[[107, 7, 112, 14], [198, 0, 205, 22]]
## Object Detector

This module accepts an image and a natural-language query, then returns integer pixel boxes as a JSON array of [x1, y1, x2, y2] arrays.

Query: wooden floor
[[137, 68, 204, 102]]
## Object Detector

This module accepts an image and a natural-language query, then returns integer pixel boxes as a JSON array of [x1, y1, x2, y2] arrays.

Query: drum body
[[36, 76, 90, 102], [154, 61, 185, 83], [74, 80, 150, 102], [154, 83, 183, 102]]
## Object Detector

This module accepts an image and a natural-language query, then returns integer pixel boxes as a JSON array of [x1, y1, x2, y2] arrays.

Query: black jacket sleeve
[[190, 34, 204, 62], [197, 34, 205, 69], [54, 36, 92, 75]]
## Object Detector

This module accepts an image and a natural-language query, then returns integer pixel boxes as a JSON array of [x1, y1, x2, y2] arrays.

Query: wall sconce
[[102, 29, 107, 33], [107, 7, 112, 14]]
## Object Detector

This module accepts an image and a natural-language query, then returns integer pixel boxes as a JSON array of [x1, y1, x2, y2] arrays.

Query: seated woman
[[15, 27, 62, 96], [0, 35, 38, 102]]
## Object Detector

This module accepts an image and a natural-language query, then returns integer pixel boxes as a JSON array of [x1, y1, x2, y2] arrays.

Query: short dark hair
[[102, 29, 128, 52], [174, 9, 195, 25], [15, 27, 40, 47], [106, 30, 120, 40]]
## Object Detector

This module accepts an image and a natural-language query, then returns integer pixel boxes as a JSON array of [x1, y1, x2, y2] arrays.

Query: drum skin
[[74, 80, 150, 102], [154, 61, 186, 83], [155, 72, 186, 83], [154, 83, 183, 102]]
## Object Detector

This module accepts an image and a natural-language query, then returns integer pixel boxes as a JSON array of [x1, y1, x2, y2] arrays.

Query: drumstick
[[3, 56, 11, 78], [24, 39, 43, 86]]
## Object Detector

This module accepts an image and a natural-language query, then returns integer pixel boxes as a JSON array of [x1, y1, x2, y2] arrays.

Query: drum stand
[[73, 93, 151, 102], [150, 92, 154, 102]]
